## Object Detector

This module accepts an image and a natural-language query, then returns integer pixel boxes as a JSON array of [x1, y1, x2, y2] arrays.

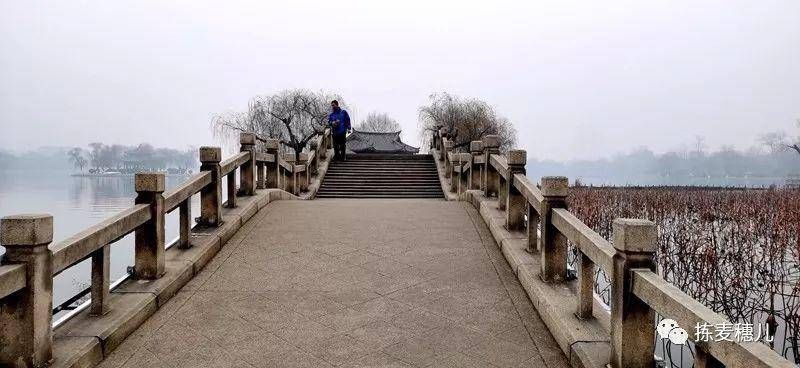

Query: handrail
[[279, 159, 293, 172], [489, 154, 509, 179], [513, 174, 543, 214], [51, 204, 151, 276], [220, 152, 249, 176], [163, 172, 212, 212], [256, 152, 275, 163], [0, 264, 26, 300], [552, 208, 614, 273], [632, 269, 795, 368]]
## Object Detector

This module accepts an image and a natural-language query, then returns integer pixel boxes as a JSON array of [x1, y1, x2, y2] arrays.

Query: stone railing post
[[439, 131, 447, 161], [469, 141, 483, 190], [238, 132, 256, 196], [198, 147, 223, 226], [482, 135, 500, 197], [539, 176, 568, 282], [134, 173, 165, 279], [320, 129, 329, 160], [309, 141, 320, 175], [265, 139, 279, 189], [298, 152, 309, 192], [443, 140, 454, 178], [449, 153, 459, 193], [610, 219, 657, 368], [0, 214, 54, 367], [506, 150, 527, 230]]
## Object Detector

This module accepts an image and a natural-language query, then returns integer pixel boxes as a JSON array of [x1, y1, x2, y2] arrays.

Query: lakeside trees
[[356, 112, 401, 133], [418, 92, 517, 152], [66, 144, 196, 173], [213, 89, 344, 161]]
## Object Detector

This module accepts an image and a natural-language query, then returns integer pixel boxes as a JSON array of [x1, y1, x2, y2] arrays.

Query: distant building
[[346, 130, 419, 154]]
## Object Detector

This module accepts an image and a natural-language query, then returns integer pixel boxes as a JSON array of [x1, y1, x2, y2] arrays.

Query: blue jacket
[[328, 108, 351, 136]]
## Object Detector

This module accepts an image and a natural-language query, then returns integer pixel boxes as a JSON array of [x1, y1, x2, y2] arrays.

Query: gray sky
[[1, 1, 798, 160]]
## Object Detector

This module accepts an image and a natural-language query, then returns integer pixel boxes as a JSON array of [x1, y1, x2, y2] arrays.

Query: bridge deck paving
[[96, 199, 569, 368]]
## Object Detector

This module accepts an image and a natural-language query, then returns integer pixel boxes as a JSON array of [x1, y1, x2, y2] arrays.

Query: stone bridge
[[0, 130, 793, 368]]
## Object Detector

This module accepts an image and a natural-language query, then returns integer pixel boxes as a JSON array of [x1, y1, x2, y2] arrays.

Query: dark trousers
[[333, 134, 347, 160]]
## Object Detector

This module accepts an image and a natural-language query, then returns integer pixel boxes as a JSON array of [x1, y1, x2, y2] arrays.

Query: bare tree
[[418, 92, 517, 151], [67, 147, 87, 172], [759, 120, 800, 157], [788, 119, 800, 156], [214, 89, 344, 161], [356, 112, 401, 132]]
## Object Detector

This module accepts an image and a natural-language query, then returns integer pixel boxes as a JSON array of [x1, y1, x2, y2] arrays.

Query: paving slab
[[96, 199, 569, 367]]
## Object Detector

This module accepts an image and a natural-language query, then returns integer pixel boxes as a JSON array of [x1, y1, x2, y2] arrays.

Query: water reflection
[[0, 170, 201, 311]]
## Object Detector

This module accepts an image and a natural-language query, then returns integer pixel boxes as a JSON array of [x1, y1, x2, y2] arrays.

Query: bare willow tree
[[760, 120, 800, 157], [418, 92, 517, 152], [788, 119, 800, 156], [356, 112, 401, 133], [213, 89, 344, 161]]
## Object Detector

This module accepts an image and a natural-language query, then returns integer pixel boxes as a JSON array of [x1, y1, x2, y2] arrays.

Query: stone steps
[[317, 155, 444, 199]]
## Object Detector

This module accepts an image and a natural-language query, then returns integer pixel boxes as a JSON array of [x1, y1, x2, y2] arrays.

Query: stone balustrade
[[432, 129, 794, 368], [0, 129, 332, 367]]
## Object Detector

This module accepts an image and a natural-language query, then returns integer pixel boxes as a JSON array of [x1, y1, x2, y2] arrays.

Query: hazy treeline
[[68, 143, 197, 172], [0, 144, 197, 172], [529, 144, 800, 181]]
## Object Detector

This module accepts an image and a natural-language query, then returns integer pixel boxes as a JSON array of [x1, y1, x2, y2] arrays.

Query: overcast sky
[[1, 1, 798, 160]]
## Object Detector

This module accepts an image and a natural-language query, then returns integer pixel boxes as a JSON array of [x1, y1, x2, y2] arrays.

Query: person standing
[[328, 100, 351, 161]]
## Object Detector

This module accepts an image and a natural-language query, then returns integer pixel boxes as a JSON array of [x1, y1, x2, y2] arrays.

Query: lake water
[[0, 169, 207, 314]]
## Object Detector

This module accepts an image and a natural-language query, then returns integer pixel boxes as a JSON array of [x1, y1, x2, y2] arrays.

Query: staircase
[[317, 154, 444, 199]]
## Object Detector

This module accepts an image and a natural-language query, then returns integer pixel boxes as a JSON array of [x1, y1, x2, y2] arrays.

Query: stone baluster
[[265, 139, 279, 189], [576, 248, 594, 319], [469, 141, 483, 190], [309, 141, 320, 175], [539, 176, 568, 282], [256, 160, 266, 190], [90, 241, 111, 315], [238, 132, 256, 196], [443, 140, 453, 178], [498, 167, 508, 211], [527, 201, 540, 253], [0, 214, 54, 367], [320, 129, 329, 159], [178, 199, 192, 249], [610, 219, 657, 368], [505, 150, 527, 230], [298, 152, 309, 193], [134, 173, 165, 279], [198, 147, 223, 226], [449, 152, 459, 193], [226, 167, 237, 209], [482, 135, 500, 198], [438, 130, 447, 161]]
